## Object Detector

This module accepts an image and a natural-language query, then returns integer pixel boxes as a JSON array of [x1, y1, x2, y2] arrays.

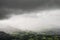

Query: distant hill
[[0, 31, 14, 40], [39, 28, 60, 35], [0, 26, 21, 34], [0, 26, 60, 35]]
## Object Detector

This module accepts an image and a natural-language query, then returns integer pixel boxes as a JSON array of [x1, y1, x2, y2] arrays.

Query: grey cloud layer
[[1, 0, 60, 10], [0, 0, 60, 19]]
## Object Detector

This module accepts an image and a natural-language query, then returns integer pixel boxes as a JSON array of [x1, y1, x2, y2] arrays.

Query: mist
[[0, 9, 60, 32]]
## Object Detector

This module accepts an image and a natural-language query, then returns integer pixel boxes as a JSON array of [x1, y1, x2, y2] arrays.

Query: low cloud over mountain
[[0, 0, 60, 33]]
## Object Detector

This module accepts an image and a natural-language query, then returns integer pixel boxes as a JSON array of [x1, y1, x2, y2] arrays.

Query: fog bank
[[0, 9, 60, 32]]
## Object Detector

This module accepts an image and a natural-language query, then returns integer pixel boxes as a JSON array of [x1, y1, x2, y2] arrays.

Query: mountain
[[39, 28, 60, 35], [0, 25, 60, 35], [0, 26, 21, 34]]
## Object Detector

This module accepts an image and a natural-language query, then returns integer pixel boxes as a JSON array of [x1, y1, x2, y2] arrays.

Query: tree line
[[0, 31, 60, 40]]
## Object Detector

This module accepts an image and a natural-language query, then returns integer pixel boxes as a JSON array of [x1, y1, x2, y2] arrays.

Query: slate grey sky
[[1, 0, 60, 10], [0, 0, 60, 32], [0, 0, 60, 19]]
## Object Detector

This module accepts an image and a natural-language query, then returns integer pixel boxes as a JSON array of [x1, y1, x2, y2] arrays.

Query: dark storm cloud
[[0, 0, 60, 19], [1, 0, 47, 9], [1, 0, 60, 10], [0, 8, 11, 19]]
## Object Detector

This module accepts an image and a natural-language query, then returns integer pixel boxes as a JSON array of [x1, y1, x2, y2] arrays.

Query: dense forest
[[0, 31, 60, 40]]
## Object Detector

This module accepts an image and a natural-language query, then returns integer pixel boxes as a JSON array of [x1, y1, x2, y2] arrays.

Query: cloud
[[0, 0, 60, 19], [0, 0, 60, 10], [0, 8, 25, 19], [0, 9, 60, 32]]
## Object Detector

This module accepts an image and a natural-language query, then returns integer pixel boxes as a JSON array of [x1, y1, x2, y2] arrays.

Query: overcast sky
[[0, 0, 60, 19], [0, 0, 60, 32]]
